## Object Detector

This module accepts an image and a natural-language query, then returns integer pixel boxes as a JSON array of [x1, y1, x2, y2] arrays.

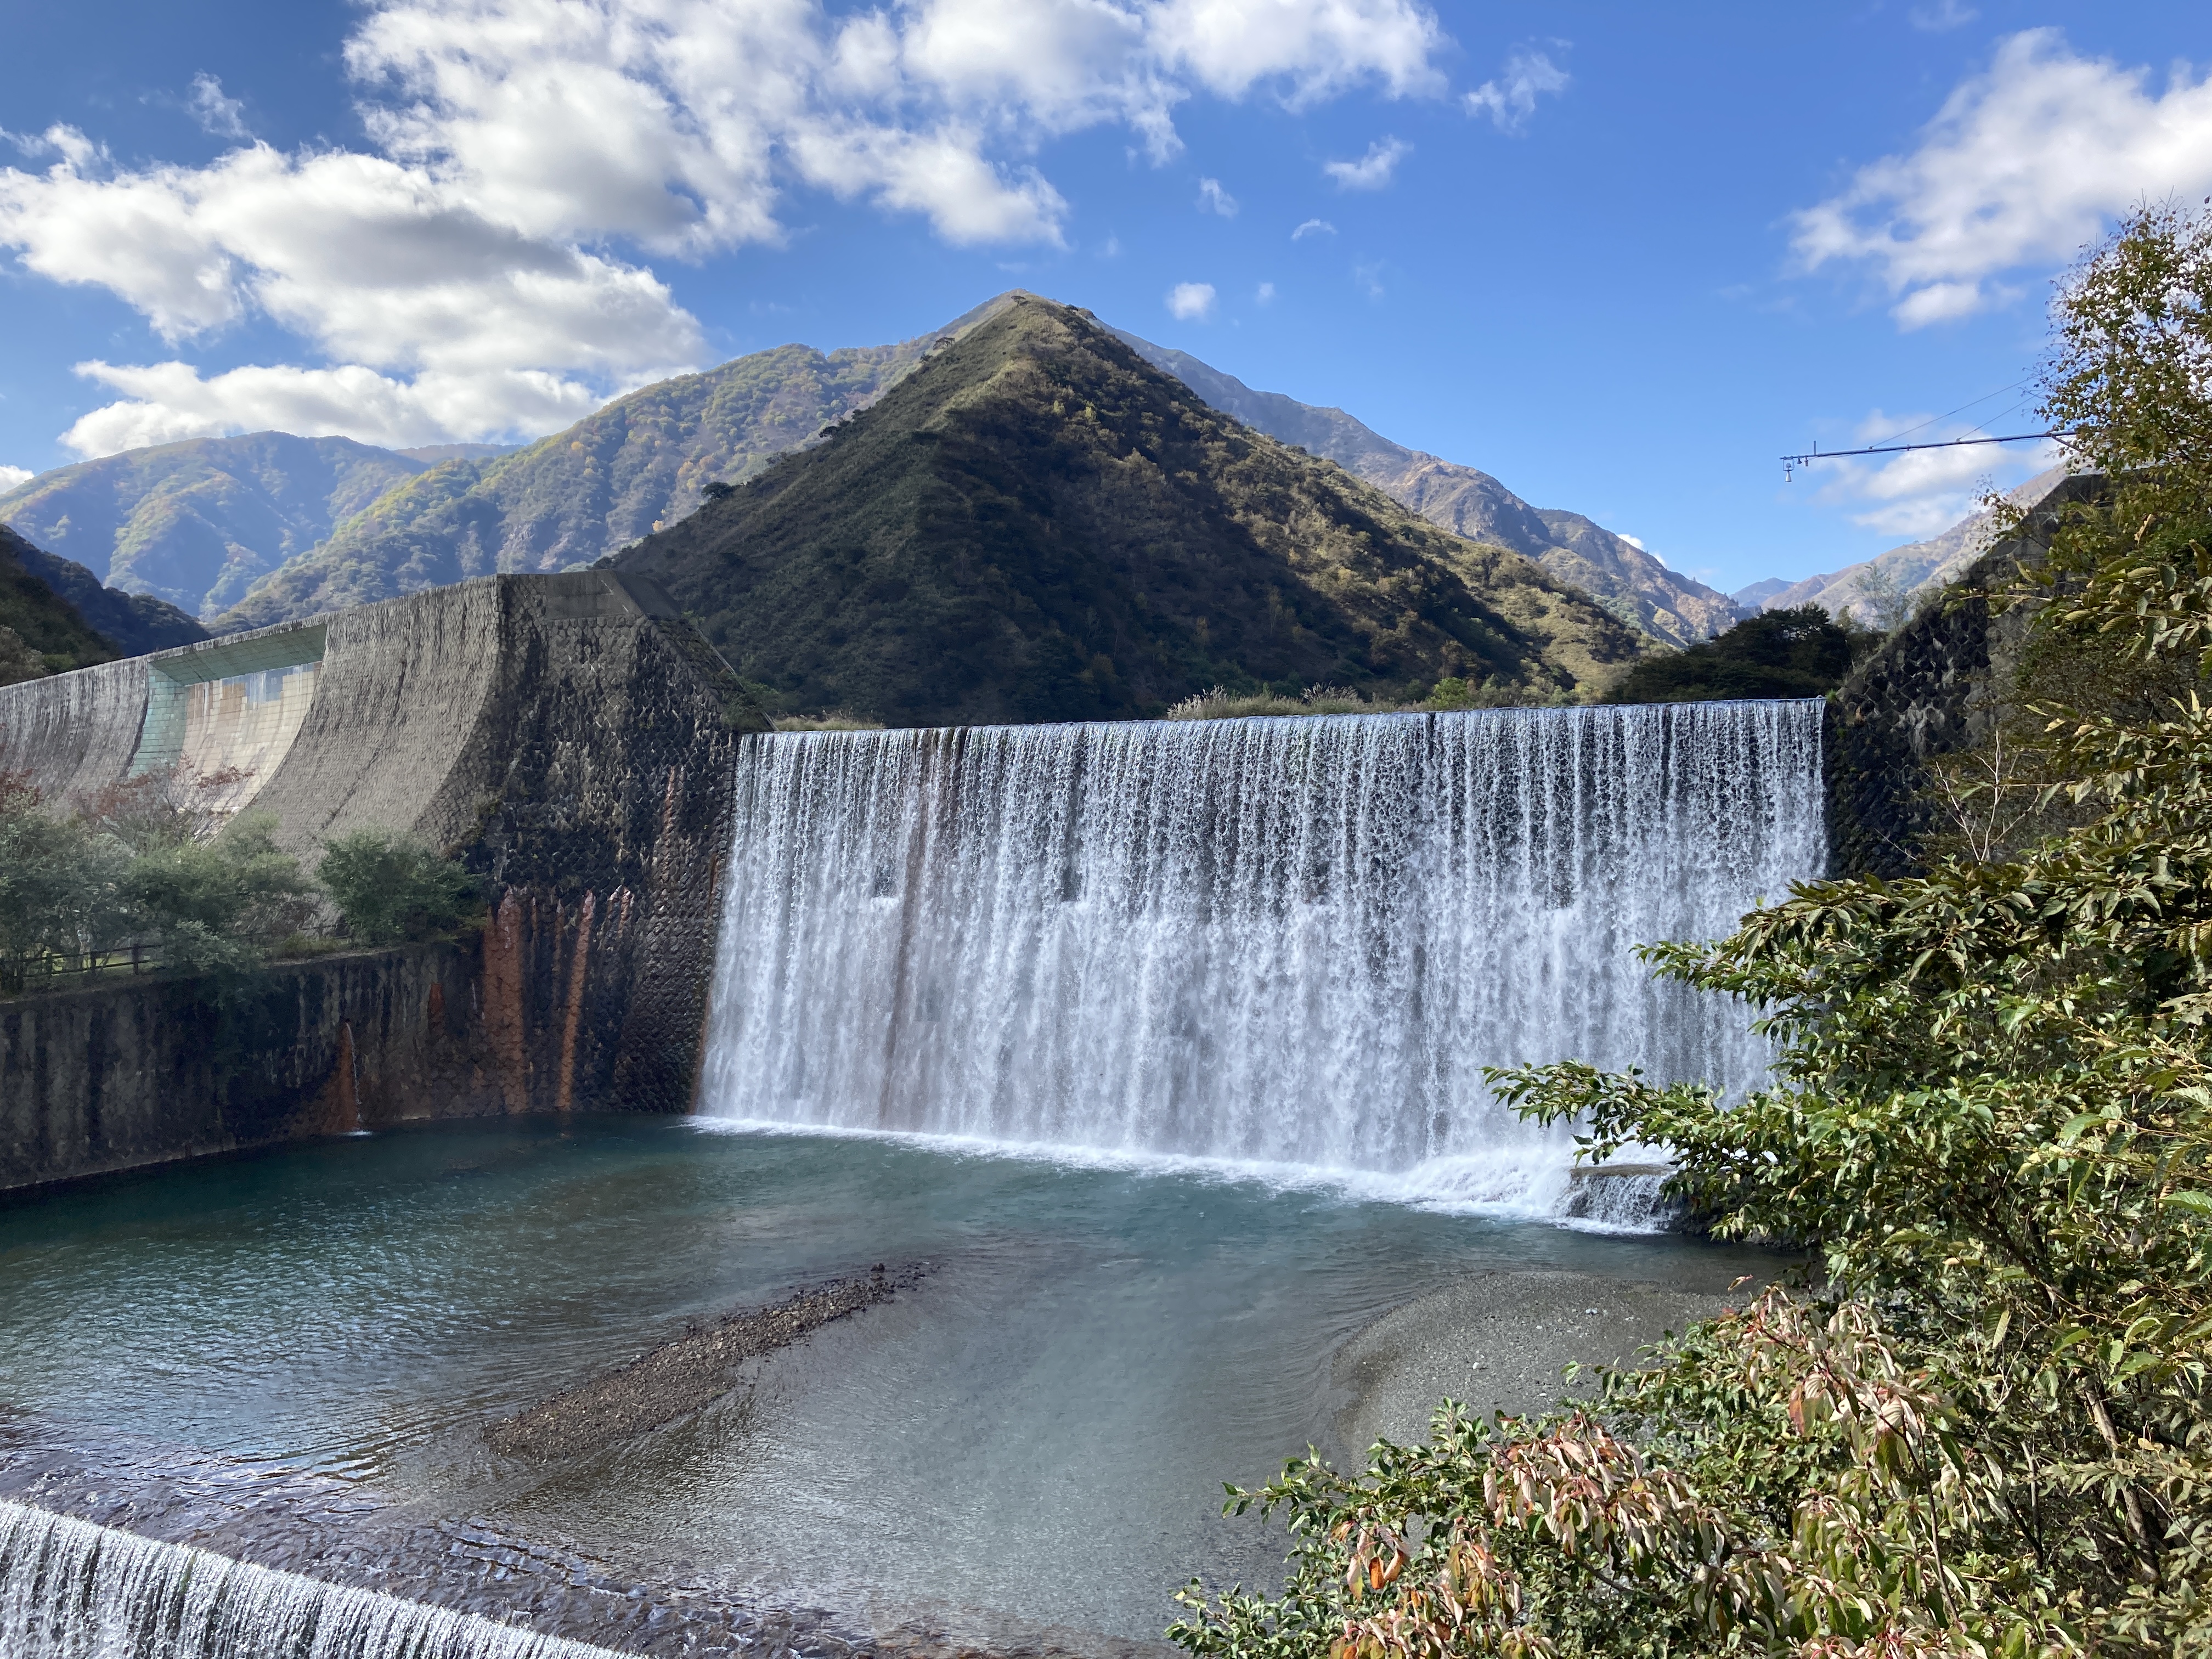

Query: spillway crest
[[702, 702, 1825, 1205], [0, 1500, 619, 1659]]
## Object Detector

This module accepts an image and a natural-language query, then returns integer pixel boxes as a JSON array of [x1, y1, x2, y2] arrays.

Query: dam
[[704, 701, 1822, 1204], [0, 607, 1825, 1653]]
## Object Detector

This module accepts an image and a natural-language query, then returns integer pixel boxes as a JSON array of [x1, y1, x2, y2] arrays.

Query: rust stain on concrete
[[556, 891, 596, 1114], [481, 891, 531, 1113]]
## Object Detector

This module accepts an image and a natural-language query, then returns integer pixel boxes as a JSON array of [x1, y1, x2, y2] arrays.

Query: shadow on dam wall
[[0, 571, 757, 1192]]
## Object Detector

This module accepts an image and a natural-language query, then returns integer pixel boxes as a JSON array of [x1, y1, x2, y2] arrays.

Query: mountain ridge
[[3, 290, 1720, 655], [1109, 332, 1743, 648], [0, 433, 428, 620], [619, 296, 1649, 724], [1739, 465, 2073, 625]]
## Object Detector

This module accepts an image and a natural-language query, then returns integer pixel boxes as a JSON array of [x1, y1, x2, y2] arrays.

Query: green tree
[[1606, 606, 1863, 704], [123, 810, 317, 975], [317, 828, 482, 945], [0, 776, 129, 991]]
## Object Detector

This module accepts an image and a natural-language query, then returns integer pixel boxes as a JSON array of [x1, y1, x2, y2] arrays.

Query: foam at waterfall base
[[701, 702, 1825, 1211], [0, 1499, 621, 1659], [690, 1118, 1680, 1232]]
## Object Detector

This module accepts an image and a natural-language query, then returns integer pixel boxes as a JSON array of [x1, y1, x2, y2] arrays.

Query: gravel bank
[[488, 1265, 924, 1460]]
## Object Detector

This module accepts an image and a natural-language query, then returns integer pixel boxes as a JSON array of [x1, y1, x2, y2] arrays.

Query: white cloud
[[60, 359, 605, 457], [1197, 176, 1238, 216], [1324, 137, 1409, 189], [1292, 217, 1335, 239], [0, 0, 1456, 457], [1792, 30, 2212, 329], [188, 74, 251, 140], [0, 464, 33, 492], [1620, 534, 1645, 549], [1909, 0, 1977, 31], [1255, 280, 1275, 302], [1808, 410, 2062, 536], [1465, 48, 1568, 133], [1166, 280, 1217, 320], [1353, 258, 1385, 298]]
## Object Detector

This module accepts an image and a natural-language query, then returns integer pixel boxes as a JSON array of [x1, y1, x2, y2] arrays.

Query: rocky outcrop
[[1825, 472, 2103, 876]]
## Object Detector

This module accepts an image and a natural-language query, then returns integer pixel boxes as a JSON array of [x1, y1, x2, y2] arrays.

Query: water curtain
[[0, 1499, 618, 1659], [702, 703, 1825, 1204]]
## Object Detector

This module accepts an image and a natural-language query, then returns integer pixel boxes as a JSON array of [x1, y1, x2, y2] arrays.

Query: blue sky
[[3, 0, 2208, 594]]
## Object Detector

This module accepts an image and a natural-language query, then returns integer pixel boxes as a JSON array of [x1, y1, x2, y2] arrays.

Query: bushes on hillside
[[1169, 201, 2212, 1659], [1606, 604, 1864, 704]]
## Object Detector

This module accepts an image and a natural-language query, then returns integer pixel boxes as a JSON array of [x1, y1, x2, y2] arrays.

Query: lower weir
[[0, 1502, 617, 1659], [701, 701, 1826, 1204]]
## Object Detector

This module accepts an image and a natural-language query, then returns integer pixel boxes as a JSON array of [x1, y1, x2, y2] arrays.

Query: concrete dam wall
[[0, 572, 749, 1189]]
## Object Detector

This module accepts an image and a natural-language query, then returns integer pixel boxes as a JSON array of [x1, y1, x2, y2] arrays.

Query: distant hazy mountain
[[622, 296, 1648, 724], [1730, 577, 1793, 609], [1111, 333, 1742, 648], [0, 433, 428, 620], [1743, 466, 2072, 624]]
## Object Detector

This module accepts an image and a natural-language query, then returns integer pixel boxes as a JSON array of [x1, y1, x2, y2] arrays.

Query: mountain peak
[[618, 294, 1645, 725]]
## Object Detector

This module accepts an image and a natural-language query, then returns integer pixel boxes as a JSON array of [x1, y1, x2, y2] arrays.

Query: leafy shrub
[[0, 770, 311, 988], [317, 828, 482, 945], [0, 774, 128, 990], [124, 810, 315, 973]]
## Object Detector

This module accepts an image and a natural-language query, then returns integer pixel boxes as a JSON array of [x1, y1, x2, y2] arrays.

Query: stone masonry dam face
[[700, 699, 1828, 1216]]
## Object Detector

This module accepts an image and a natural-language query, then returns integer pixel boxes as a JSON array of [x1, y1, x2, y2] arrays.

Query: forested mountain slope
[[0, 433, 427, 620], [619, 297, 1647, 725], [1113, 333, 1741, 647], [212, 302, 1015, 630]]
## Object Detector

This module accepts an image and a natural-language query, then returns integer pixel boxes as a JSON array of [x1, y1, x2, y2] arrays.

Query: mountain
[[3, 531, 207, 657], [1743, 465, 2073, 625], [619, 296, 1648, 726], [1110, 334, 1742, 648], [1, 289, 1720, 657], [1, 526, 120, 686], [0, 433, 428, 620], [211, 301, 1014, 631], [1730, 577, 1793, 609]]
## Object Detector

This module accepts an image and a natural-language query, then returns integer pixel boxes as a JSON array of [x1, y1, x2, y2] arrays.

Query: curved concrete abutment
[[0, 573, 748, 1171]]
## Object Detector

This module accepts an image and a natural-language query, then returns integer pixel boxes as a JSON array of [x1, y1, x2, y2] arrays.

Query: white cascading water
[[0, 1500, 619, 1659], [700, 702, 1826, 1211]]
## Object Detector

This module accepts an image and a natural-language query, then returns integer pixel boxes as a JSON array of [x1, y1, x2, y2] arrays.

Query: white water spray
[[0, 1500, 619, 1659], [701, 703, 1825, 1210]]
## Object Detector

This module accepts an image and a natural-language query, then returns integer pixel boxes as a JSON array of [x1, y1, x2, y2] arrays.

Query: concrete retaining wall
[[0, 571, 758, 1188], [0, 924, 657, 1192]]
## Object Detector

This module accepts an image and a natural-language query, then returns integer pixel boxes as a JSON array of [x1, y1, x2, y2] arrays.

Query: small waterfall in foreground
[[701, 702, 1825, 1211], [0, 1500, 617, 1659]]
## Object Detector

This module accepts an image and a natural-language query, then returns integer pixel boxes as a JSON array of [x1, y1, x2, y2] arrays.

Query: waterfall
[[700, 702, 1825, 1209], [0, 1500, 619, 1659]]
